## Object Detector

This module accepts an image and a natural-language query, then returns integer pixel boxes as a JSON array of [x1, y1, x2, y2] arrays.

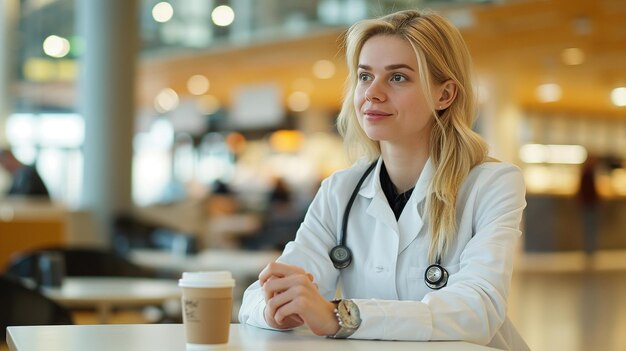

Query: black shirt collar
[[379, 162, 414, 220]]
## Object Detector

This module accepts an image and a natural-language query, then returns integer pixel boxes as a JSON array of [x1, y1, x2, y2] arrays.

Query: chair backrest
[[0, 275, 73, 340], [112, 215, 198, 256], [3, 246, 156, 281], [151, 228, 198, 255]]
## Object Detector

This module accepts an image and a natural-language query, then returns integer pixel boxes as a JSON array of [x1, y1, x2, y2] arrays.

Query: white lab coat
[[239, 158, 529, 351]]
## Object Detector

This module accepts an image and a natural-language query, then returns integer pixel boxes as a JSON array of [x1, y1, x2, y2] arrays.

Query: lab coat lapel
[[360, 159, 399, 236], [397, 198, 423, 254], [397, 159, 434, 254], [366, 192, 398, 234]]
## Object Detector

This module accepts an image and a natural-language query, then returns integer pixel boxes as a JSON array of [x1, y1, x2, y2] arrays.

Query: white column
[[0, 0, 19, 147], [230, 0, 253, 44], [479, 76, 523, 163], [76, 0, 138, 244]]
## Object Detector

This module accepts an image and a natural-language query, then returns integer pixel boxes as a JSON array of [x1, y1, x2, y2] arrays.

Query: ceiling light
[[212, 5, 235, 27], [287, 91, 310, 112], [43, 35, 70, 58], [312, 60, 335, 79], [536, 83, 562, 103], [611, 87, 626, 107], [561, 48, 585, 66], [520, 144, 587, 164], [152, 2, 174, 23], [187, 75, 210, 95], [154, 88, 179, 113]]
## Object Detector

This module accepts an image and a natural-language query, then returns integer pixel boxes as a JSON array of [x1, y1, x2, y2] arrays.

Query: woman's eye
[[358, 73, 372, 81], [391, 74, 406, 82]]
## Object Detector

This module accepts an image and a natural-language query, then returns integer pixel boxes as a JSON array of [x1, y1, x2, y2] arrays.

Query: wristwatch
[[328, 299, 361, 339]]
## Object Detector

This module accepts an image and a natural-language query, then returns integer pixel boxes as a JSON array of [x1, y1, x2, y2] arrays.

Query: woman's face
[[354, 34, 437, 149]]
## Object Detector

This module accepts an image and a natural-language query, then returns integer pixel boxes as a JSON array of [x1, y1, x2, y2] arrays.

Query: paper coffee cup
[[179, 271, 235, 350]]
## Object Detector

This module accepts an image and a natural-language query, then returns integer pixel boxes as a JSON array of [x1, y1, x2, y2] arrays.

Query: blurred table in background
[[40, 277, 181, 323], [128, 248, 279, 279], [128, 248, 280, 318], [205, 213, 262, 248]]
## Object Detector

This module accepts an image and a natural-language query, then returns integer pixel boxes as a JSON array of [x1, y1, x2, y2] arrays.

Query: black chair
[[112, 215, 198, 256], [3, 246, 157, 282], [0, 275, 73, 340]]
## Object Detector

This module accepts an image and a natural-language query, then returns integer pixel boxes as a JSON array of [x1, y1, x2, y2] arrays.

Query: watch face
[[338, 300, 361, 329]]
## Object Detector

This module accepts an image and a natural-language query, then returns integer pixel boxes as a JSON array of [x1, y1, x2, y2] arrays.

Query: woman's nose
[[365, 80, 386, 102]]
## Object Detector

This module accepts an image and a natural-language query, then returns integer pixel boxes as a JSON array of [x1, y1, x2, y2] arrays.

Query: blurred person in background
[[239, 9, 528, 351], [205, 179, 239, 215], [577, 154, 600, 258], [240, 177, 306, 251], [0, 148, 49, 198]]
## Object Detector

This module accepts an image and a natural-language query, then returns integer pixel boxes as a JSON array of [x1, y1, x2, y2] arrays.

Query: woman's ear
[[435, 80, 457, 110]]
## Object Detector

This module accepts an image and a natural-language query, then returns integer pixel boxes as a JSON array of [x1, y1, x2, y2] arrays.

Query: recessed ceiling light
[[312, 60, 335, 79], [43, 35, 70, 58], [520, 144, 587, 164], [536, 83, 562, 103], [287, 91, 310, 112], [187, 75, 210, 95], [154, 88, 179, 113], [611, 87, 626, 107], [212, 5, 235, 27], [152, 2, 174, 23]]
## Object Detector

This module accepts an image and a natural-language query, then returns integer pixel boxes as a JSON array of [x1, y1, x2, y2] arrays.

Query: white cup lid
[[179, 271, 235, 288]]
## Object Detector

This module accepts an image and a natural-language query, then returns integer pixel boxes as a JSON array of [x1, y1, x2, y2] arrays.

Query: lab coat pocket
[[407, 266, 431, 300]]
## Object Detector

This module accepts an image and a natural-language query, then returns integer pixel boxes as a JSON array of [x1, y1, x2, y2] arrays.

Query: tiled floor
[[509, 250, 626, 351]]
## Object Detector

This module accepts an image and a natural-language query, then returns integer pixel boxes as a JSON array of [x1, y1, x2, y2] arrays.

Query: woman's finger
[[265, 282, 308, 326], [259, 262, 305, 286], [275, 299, 305, 325], [263, 273, 311, 302], [264, 273, 313, 299]]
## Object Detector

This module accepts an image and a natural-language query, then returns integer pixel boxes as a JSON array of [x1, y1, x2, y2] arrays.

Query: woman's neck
[[380, 141, 429, 194]]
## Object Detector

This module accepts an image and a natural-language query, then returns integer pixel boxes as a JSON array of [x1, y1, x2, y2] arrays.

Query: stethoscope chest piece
[[330, 245, 352, 269], [424, 263, 449, 290]]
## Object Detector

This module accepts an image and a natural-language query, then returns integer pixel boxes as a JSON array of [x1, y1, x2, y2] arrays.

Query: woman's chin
[[363, 130, 388, 142]]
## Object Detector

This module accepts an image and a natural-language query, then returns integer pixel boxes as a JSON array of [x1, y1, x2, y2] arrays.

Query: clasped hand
[[259, 262, 339, 336]]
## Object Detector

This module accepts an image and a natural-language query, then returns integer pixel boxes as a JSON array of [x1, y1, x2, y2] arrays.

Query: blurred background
[[0, 0, 625, 350]]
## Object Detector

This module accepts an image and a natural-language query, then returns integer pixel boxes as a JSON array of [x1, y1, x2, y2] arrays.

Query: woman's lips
[[364, 109, 392, 121]]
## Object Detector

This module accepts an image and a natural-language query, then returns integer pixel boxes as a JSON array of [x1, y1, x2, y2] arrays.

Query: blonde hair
[[337, 9, 489, 262]]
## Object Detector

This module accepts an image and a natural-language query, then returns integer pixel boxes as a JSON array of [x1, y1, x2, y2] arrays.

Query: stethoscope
[[329, 161, 449, 290]]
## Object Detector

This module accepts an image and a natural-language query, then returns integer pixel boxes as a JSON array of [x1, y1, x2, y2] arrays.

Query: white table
[[6, 323, 499, 351], [41, 277, 181, 323]]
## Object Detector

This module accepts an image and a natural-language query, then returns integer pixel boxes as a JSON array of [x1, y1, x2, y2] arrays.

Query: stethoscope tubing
[[330, 160, 449, 290], [340, 161, 377, 247]]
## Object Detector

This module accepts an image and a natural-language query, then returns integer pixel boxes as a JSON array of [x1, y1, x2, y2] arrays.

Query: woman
[[239, 9, 528, 351]]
